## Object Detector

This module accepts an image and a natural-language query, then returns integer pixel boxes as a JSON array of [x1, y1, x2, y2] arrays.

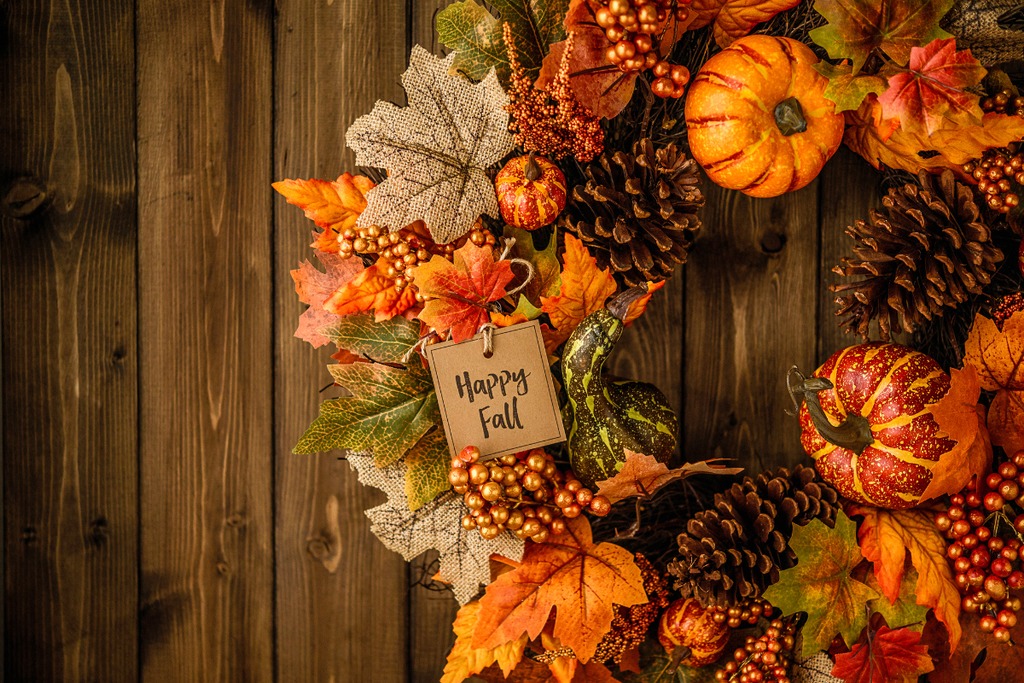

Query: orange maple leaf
[[594, 450, 742, 504], [324, 262, 420, 322], [918, 366, 991, 503], [411, 242, 515, 343], [472, 516, 647, 663], [540, 236, 662, 354], [877, 38, 985, 136], [442, 600, 527, 683], [849, 505, 962, 653], [273, 173, 375, 253], [290, 251, 365, 348], [963, 310, 1024, 454], [845, 96, 1024, 175], [831, 623, 934, 683], [689, 0, 801, 47]]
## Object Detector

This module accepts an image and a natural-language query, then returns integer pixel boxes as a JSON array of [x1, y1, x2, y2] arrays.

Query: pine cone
[[667, 465, 839, 608], [560, 138, 704, 286], [832, 169, 1004, 340]]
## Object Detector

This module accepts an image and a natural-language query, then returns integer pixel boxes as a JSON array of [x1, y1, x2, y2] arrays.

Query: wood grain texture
[[683, 182, 820, 471], [273, 1, 412, 681], [136, 1, 273, 680], [1, 1, 139, 681], [817, 147, 886, 362]]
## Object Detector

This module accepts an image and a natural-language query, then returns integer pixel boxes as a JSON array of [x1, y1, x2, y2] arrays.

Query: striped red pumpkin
[[495, 154, 567, 230], [684, 35, 844, 198], [796, 343, 956, 509], [657, 598, 729, 666]]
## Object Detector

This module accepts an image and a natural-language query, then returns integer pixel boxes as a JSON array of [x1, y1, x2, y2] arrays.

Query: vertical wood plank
[[406, 2, 463, 680], [683, 183, 820, 470], [273, 1, 412, 681], [0, 1, 138, 680], [136, 1, 274, 680], [817, 148, 885, 362]]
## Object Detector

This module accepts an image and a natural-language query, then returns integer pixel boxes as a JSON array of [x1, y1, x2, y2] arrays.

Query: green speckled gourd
[[562, 288, 678, 487]]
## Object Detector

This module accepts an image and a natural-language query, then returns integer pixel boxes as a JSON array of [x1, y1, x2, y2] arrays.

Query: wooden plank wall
[[1, 1, 882, 681]]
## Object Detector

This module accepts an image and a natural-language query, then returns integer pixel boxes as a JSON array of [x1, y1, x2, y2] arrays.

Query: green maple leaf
[[404, 428, 452, 511], [763, 513, 880, 657], [294, 363, 438, 467], [809, 0, 954, 74], [865, 567, 929, 632], [436, 0, 569, 85], [815, 61, 888, 112], [321, 313, 420, 363]]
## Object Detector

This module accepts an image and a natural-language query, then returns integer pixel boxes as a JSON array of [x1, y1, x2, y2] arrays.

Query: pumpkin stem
[[788, 370, 873, 454], [524, 151, 542, 181], [774, 97, 808, 136]]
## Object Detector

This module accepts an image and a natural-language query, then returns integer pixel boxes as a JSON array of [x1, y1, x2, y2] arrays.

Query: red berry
[[952, 520, 972, 538], [1013, 451, 1024, 468], [972, 548, 992, 568], [963, 533, 981, 549], [1000, 480, 1020, 501], [977, 526, 992, 542], [968, 567, 987, 587], [951, 493, 966, 506], [990, 537, 1006, 553], [997, 610, 1018, 628], [956, 572, 970, 590], [984, 492, 1006, 512], [992, 557, 1014, 578], [1015, 514, 1024, 534], [949, 506, 966, 521], [987, 473, 1004, 491], [935, 513, 952, 532], [966, 492, 983, 508], [1008, 571, 1024, 590], [969, 509, 988, 527], [980, 614, 998, 632], [986, 576, 1008, 601], [955, 557, 973, 574], [962, 596, 979, 613], [994, 626, 1012, 643], [999, 462, 1019, 480], [1001, 546, 1019, 562], [948, 542, 965, 559]]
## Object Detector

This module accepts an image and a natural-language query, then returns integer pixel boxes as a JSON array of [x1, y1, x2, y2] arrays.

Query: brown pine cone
[[831, 169, 1004, 340], [559, 138, 704, 286], [667, 465, 839, 608]]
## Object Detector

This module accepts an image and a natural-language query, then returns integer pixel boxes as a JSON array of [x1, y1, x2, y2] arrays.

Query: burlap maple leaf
[[345, 46, 514, 244]]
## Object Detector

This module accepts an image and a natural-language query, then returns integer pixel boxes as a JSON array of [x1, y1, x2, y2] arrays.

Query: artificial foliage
[[273, 0, 1024, 680]]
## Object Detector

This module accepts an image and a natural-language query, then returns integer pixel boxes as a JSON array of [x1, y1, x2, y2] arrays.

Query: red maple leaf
[[831, 623, 934, 683], [877, 38, 986, 136], [411, 241, 515, 342], [290, 248, 365, 347]]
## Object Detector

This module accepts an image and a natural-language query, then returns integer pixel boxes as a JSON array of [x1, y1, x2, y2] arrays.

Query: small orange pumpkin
[[657, 598, 730, 666], [495, 154, 567, 230], [685, 35, 844, 198]]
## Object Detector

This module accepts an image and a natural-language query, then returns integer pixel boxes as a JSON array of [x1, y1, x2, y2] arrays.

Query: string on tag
[[402, 335, 431, 364], [478, 323, 497, 358], [497, 236, 536, 299]]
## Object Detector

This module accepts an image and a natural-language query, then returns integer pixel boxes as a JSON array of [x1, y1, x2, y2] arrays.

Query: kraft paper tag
[[425, 320, 566, 459]]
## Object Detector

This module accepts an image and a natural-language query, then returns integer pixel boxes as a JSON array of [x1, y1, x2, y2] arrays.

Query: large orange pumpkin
[[685, 35, 844, 198], [794, 343, 957, 509]]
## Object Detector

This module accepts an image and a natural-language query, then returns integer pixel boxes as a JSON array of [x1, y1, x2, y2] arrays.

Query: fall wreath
[[274, 0, 1024, 681]]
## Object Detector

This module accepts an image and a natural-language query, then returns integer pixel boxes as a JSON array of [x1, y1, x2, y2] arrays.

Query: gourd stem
[[774, 97, 808, 137], [524, 151, 541, 181], [791, 374, 873, 454]]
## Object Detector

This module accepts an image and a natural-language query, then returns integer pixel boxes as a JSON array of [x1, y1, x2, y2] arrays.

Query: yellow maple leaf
[[441, 600, 527, 683], [273, 173, 375, 253]]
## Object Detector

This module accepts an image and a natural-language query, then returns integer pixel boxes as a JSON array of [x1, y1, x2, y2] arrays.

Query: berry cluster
[[710, 598, 775, 629], [593, 0, 692, 98], [337, 222, 496, 294], [963, 147, 1023, 214], [981, 89, 1024, 117], [714, 617, 798, 683], [935, 452, 1024, 644], [449, 446, 611, 543], [994, 293, 1024, 331]]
